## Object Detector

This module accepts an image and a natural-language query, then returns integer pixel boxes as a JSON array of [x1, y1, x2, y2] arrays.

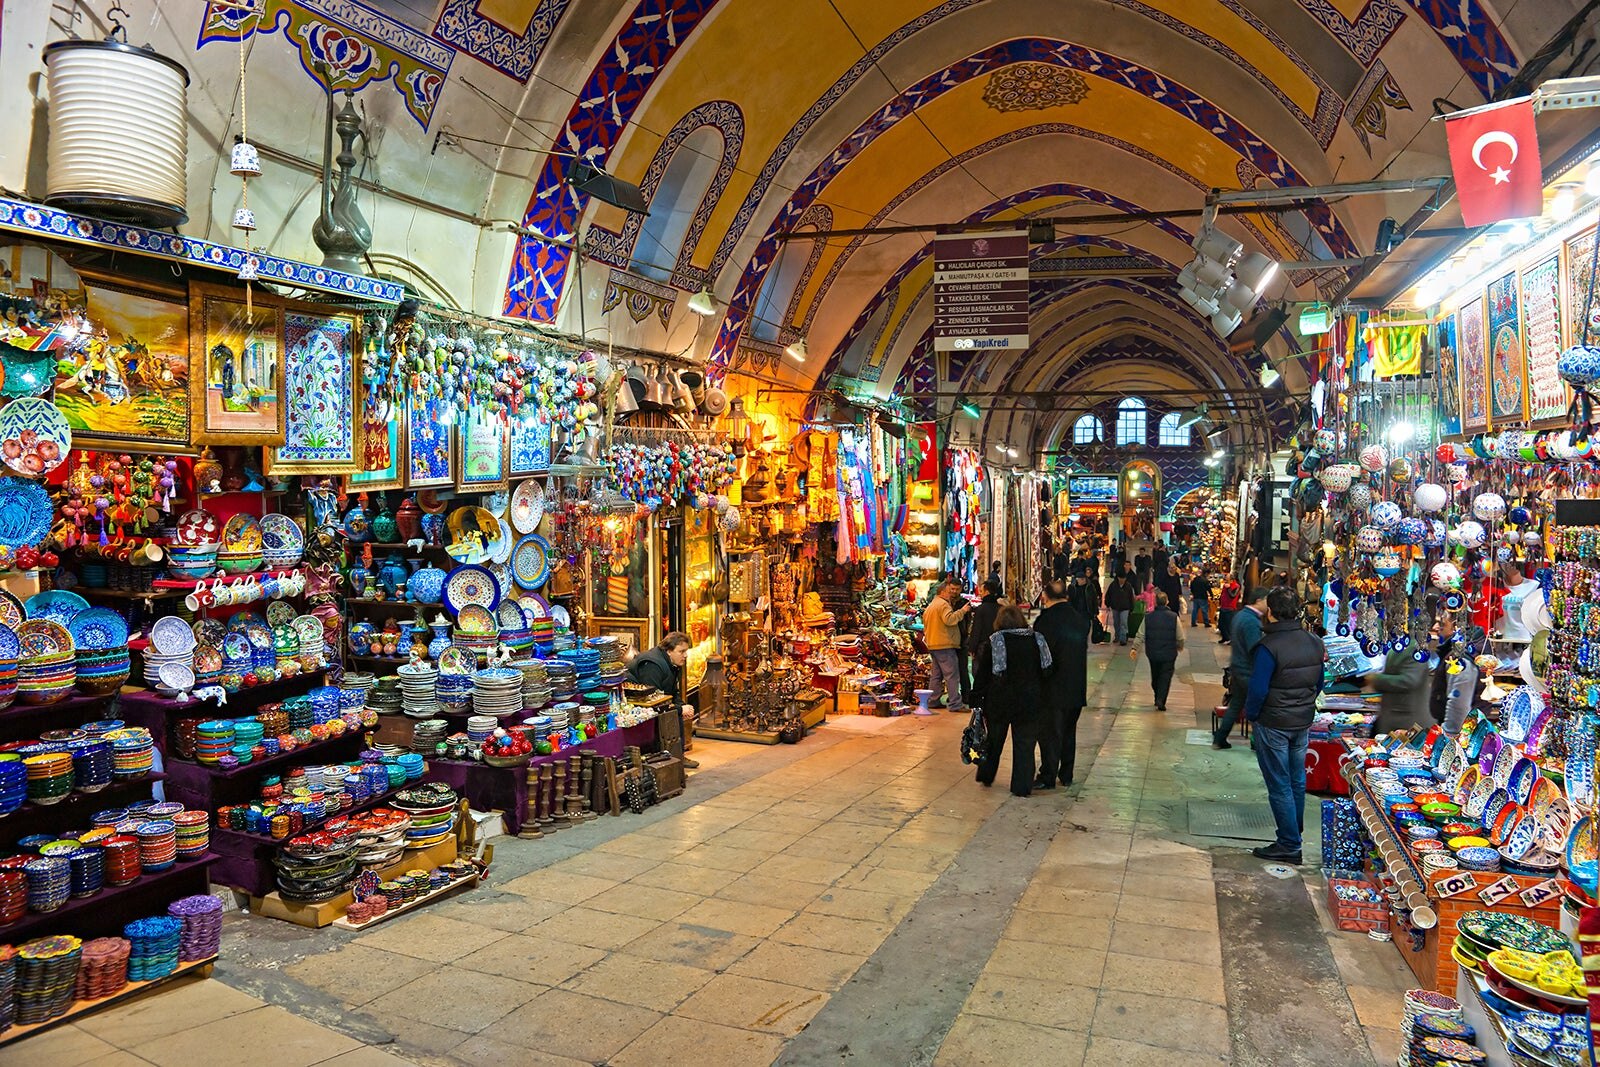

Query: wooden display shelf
[[330, 870, 481, 931], [209, 784, 406, 897], [248, 836, 457, 928], [0, 854, 216, 946], [0, 955, 217, 1047], [0, 773, 166, 842], [344, 599, 444, 608], [121, 668, 330, 716], [165, 728, 365, 781]]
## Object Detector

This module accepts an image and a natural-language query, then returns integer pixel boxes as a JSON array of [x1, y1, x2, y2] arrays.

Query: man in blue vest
[[1243, 587, 1324, 864]]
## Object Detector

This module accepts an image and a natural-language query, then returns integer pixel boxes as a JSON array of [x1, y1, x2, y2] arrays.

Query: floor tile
[[772, 912, 896, 955], [751, 852, 854, 885], [447, 1034, 592, 1066], [560, 952, 716, 1012], [8, 1025, 118, 1063], [674, 973, 829, 1036], [675, 897, 797, 937], [1002, 911, 1115, 951], [609, 1015, 787, 1066], [1115, 892, 1219, 932], [964, 970, 1098, 1031], [545, 850, 661, 882], [804, 886, 913, 925], [496, 870, 619, 904], [128, 1006, 360, 1067], [487, 989, 660, 1061], [452, 933, 607, 985], [283, 944, 438, 1009], [309, 1048, 422, 1067], [1100, 951, 1225, 1005], [521, 905, 663, 950], [428, 891, 566, 933], [1090, 989, 1230, 1055], [351, 913, 508, 964], [625, 921, 763, 971], [630, 860, 744, 895], [728, 941, 867, 992], [582, 883, 702, 921], [1080, 1033, 1231, 1065], [715, 872, 827, 909], [1016, 885, 1121, 918], [1108, 920, 1223, 967], [78, 975, 263, 1046], [934, 1013, 1088, 1067], [982, 939, 1107, 984], [363, 965, 543, 1034]]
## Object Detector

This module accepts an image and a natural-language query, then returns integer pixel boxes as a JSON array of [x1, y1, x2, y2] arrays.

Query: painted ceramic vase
[[1559, 344, 1600, 386], [395, 498, 423, 542], [371, 500, 398, 544]]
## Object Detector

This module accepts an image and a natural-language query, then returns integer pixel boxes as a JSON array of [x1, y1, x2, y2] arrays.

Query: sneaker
[[947, 704, 969, 713], [1251, 845, 1302, 863], [682, 756, 700, 769], [1211, 740, 1232, 750]]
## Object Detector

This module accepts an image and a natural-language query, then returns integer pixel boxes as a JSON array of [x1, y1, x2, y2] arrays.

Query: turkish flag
[[915, 422, 938, 482], [1445, 98, 1543, 227]]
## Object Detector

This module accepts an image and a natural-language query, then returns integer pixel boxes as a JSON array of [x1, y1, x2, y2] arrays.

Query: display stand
[[329, 869, 481, 931], [248, 836, 458, 928], [1455, 967, 1522, 1067], [0, 956, 218, 1048]]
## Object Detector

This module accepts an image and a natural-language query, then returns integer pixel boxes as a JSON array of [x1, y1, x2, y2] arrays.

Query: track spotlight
[[959, 396, 981, 418], [1260, 364, 1282, 388], [1176, 404, 1207, 430], [785, 337, 808, 361], [687, 289, 717, 316]]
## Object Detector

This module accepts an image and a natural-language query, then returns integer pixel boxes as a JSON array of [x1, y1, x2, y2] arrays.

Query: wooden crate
[[1326, 871, 1388, 934], [249, 838, 457, 928], [645, 753, 685, 800]]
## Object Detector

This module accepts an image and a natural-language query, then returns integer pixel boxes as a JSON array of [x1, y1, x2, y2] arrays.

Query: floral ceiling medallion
[[982, 62, 1089, 112]]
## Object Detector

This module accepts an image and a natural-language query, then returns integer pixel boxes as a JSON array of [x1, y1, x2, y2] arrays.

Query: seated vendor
[[628, 632, 697, 768]]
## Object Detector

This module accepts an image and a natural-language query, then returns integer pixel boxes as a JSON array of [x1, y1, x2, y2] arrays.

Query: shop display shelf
[[77, 587, 188, 601], [166, 728, 366, 781], [150, 565, 306, 590], [209, 782, 412, 898], [0, 772, 166, 841], [211, 783, 406, 846], [249, 836, 458, 928], [0, 955, 217, 1048], [0, 853, 216, 946], [329, 869, 481, 931], [121, 668, 331, 716], [348, 653, 412, 665]]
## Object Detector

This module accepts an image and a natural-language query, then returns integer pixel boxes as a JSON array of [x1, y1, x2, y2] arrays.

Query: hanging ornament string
[[1568, 227, 1600, 432], [237, 6, 253, 320]]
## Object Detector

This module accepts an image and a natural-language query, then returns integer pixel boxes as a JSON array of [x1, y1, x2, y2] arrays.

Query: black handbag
[[960, 708, 987, 765]]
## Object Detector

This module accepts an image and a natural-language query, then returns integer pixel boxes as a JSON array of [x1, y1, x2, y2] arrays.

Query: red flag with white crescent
[[1444, 98, 1544, 227]]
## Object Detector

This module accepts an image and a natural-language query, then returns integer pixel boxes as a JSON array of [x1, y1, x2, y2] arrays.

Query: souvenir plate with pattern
[[443, 564, 499, 615]]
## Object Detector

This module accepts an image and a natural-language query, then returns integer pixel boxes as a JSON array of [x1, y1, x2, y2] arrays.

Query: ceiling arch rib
[[708, 35, 1364, 368]]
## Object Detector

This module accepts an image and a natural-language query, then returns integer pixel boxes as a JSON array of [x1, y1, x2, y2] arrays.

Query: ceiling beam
[[777, 201, 1327, 242]]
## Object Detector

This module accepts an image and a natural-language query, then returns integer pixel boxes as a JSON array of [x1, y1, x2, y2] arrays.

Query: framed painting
[[1456, 294, 1488, 434], [52, 272, 191, 450], [1565, 224, 1600, 350], [347, 380, 405, 492], [457, 406, 508, 491], [404, 389, 455, 488], [590, 616, 648, 658], [1436, 314, 1461, 438], [1486, 270, 1525, 424], [266, 304, 362, 474], [189, 281, 285, 446], [1521, 255, 1567, 423], [508, 407, 553, 476]]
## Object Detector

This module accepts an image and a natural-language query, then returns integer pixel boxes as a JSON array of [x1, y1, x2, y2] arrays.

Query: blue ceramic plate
[[511, 534, 551, 590], [24, 589, 89, 626], [443, 564, 500, 616], [0, 477, 52, 549], [69, 608, 128, 651]]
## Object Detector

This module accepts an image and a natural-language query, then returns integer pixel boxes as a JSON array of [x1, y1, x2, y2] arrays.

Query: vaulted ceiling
[[7, 0, 1595, 457]]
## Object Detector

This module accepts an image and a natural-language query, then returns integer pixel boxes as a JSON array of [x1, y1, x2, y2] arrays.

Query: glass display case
[[678, 506, 720, 694]]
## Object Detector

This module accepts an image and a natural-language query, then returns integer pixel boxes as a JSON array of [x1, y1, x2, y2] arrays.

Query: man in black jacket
[[1242, 588, 1325, 863], [1103, 573, 1134, 645], [966, 578, 1004, 670], [1131, 592, 1182, 710], [1032, 580, 1089, 788], [628, 632, 697, 768]]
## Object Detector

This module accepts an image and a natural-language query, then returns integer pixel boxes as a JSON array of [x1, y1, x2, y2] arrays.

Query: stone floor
[[6, 628, 1420, 1066]]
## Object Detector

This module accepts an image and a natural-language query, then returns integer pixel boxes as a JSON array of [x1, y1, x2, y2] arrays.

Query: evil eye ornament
[[1443, 591, 1466, 611], [1472, 493, 1507, 523], [1372, 501, 1403, 529]]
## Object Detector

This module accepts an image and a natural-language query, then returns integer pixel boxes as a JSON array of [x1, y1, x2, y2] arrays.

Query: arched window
[[1072, 414, 1101, 445], [1115, 397, 1146, 446], [629, 126, 725, 282], [1157, 411, 1191, 447], [751, 236, 814, 341]]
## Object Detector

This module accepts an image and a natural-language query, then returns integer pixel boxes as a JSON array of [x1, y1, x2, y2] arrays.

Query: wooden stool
[[1210, 703, 1251, 740]]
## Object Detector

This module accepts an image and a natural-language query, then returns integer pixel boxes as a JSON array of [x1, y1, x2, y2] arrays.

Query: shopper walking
[[1213, 587, 1268, 748], [1033, 580, 1089, 788], [973, 605, 1053, 796], [1364, 636, 1432, 734], [1159, 561, 1185, 617], [967, 578, 1004, 665], [1152, 542, 1170, 578], [1134, 549, 1151, 589], [1104, 572, 1134, 645], [922, 578, 972, 713], [1131, 592, 1182, 710], [1189, 569, 1213, 627], [1243, 588, 1324, 863], [1430, 626, 1485, 737], [1217, 574, 1243, 644]]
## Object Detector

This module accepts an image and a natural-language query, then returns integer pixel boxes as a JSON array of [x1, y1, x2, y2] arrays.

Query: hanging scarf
[[989, 628, 1052, 675]]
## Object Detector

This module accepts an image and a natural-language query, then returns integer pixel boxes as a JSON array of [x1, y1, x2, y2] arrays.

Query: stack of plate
[[136, 821, 177, 871], [167, 894, 223, 961], [101, 836, 140, 885], [275, 837, 358, 903], [194, 721, 234, 764], [22, 750, 73, 805], [436, 671, 472, 712], [472, 668, 523, 716], [105, 728, 155, 779], [124, 916, 182, 982], [308, 686, 341, 724], [590, 636, 626, 687], [0, 627, 18, 710], [23, 857, 70, 912], [66, 847, 103, 898], [340, 672, 375, 711], [518, 660, 551, 709], [15, 935, 81, 1025], [397, 663, 438, 718], [394, 783, 458, 848], [0, 756, 24, 816], [65, 739, 113, 792], [547, 703, 575, 735], [466, 715, 497, 745], [73, 938, 130, 1000], [166, 542, 218, 579], [0, 872, 24, 924], [545, 660, 577, 703], [366, 678, 402, 716], [18, 648, 75, 706], [75, 647, 130, 696], [411, 719, 447, 753], [173, 811, 209, 859], [0, 945, 13, 1030]]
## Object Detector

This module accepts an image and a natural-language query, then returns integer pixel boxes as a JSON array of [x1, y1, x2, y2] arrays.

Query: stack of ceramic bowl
[[436, 669, 472, 713], [65, 739, 113, 792], [519, 661, 551, 710], [590, 636, 626, 688], [194, 721, 234, 764], [166, 543, 218, 580], [105, 727, 155, 780], [530, 617, 556, 652], [397, 662, 438, 718], [366, 677, 402, 717], [545, 660, 577, 703], [466, 715, 497, 746], [172, 811, 209, 860], [546, 702, 574, 738], [15, 935, 82, 1025], [0, 756, 25, 817], [472, 668, 523, 717], [18, 649, 75, 706], [145, 617, 195, 688], [411, 719, 447, 752], [75, 646, 130, 696], [276, 836, 358, 903], [393, 784, 458, 848], [22, 750, 73, 805], [340, 672, 375, 711]]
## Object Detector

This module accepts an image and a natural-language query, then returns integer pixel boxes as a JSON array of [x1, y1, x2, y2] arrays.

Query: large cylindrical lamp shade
[[45, 39, 190, 227]]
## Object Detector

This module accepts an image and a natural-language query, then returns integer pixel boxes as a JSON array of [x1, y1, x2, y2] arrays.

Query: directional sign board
[[932, 230, 1030, 352]]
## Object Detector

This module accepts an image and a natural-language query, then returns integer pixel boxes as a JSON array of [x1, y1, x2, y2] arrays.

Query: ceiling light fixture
[[785, 337, 808, 362], [686, 288, 717, 316], [1260, 364, 1282, 388], [1586, 166, 1600, 198], [567, 161, 649, 214], [959, 396, 981, 418], [1552, 183, 1580, 221], [1176, 404, 1208, 430]]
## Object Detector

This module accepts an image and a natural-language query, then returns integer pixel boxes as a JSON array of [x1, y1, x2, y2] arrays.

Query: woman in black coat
[[973, 604, 1054, 796], [1032, 580, 1090, 788]]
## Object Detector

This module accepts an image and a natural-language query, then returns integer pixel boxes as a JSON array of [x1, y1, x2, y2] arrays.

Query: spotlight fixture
[[1176, 404, 1207, 430], [686, 289, 717, 317], [1203, 455, 1220, 468], [1211, 447, 1226, 460], [785, 337, 808, 362], [1260, 364, 1282, 388], [1552, 183, 1580, 221], [1175, 217, 1275, 336], [959, 396, 981, 418], [567, 160, 649, 214]]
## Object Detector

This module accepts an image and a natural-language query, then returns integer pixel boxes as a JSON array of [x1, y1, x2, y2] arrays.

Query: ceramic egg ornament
[[1472, 493, 1507, 523], [1371, 501, 1403, 529], [1358, 444, 1388, 472], [1453, 520, 1487, 549], [1413, 483, 1448, 513], [1431, 561, 1462, 589]]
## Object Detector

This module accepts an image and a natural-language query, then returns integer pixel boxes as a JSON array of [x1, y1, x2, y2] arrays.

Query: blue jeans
[[928, 648, 965, 711], [1253, 724, 1310, 852], [1111, 610, 1129, 643], [1191, 599, 1211, 626]]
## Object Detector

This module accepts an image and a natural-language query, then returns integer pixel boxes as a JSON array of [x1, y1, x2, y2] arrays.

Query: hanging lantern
[[1431, 561, 1462, 589], [1356, 525, 1386, 553], [1388, 457, 1414, 483], [1413, 483, 1448, 512], [1373, 551, 1403, 577], [1452, 520, 1487, 549], [1359, 444, 1388, 472], [1472, 492, 1507, 522], [1393, 517, 1427, 545], [1347, 483, 1372, 510], [1558, 344, 1600, 386], [1318, 464, 1355, 492], [1371, 501, 1403, 529]]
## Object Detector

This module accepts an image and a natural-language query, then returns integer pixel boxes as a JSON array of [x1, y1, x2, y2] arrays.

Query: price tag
[[1519, 878, 1562, 908], [1434, 872, 1479, 899], [1478, 875, 1521, 907]]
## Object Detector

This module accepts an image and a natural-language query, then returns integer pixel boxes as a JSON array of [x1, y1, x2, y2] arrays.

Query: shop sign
[[1067, 474, 1117, 504], [932, 231, 1029, 352]]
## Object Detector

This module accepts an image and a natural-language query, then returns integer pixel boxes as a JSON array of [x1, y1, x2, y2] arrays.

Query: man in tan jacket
[[923, 578, 972, 712]]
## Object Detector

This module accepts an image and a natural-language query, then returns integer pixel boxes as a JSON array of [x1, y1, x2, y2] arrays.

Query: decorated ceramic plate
[[1566, 815, 1597, 884], [443, 564, 499, 615], [292, 615, 324, 651], [512, 534, 551, 590], [149, 616, 196, 656], [445, 507, 499, 564], [1479, 733, 1504, 776], [1530, 779, 1570, 852], [192, 617, 225, 647], [510, 479, 545, 534], [175, 509, 220, 547], [0, 477, 53, 550], [193, 644, 222, 674], [550, 604, 570, 629], [1454, 766, 1480, 807], [496, 601, 524, 630], [0, 590, 22, 633], [222, 632, 252, 663], [486, 560, 512, 602], [17, 618, 71, 657], [1463, 716, 1491, 761], [1500, 687, 1538, 742], [490, 519, 514, 565], [221, 513, 263, 553], [69, 608, 128, 650], [24, 590, 89, 626], [245, 620, 274, 651], [0, 625, 18, 661], [518, 595, 548, 621], [266, 601, 296, 628], [484, 488, 509, 519], [1506, 757, 1538, 805], [437, 647, 472, 676], [1525, 706, 1554, 754], [0, 397, 70, 477], [259, 513, 304, 553], [455, 604, 497, 635]]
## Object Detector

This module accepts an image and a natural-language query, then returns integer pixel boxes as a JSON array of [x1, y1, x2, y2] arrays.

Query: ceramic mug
[[260, 577, 281, 599], [211, 578, 235, 606], [242, 577, 262, 602], [283, 572, 306, 597], [186, 583, 213, 613]]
